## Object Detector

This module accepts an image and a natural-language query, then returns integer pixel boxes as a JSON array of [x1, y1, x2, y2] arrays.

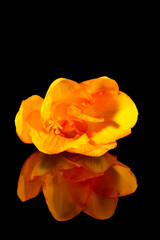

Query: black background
[[3, 7, 153, 238]]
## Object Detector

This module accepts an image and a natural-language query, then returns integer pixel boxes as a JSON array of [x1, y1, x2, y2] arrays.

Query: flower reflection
[[17, 151, 137, 221]]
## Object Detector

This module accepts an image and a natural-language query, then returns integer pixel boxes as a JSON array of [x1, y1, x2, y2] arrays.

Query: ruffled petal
[[63, 152, 116, 173], [17, 151, 75, 201], [67, 141, 117, 157], [67, 105, 104, 123], [17, 152, 43, 201], [88, 91, 138, 145], [80, 76, 119, 95], [42, 172, 91, 221], [84, 191, 118, 220], [41, 78, 90, 122], [27, 109, 89, 154], [15, 95, 43, 143], [17, 175, 41, 202], [30, 154, 75, 180], [62, 167, 104, 182], [92, 160, 137, 197]]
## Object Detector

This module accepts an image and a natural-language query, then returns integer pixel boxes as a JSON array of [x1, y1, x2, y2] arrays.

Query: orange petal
[[84, 191, 118, 220], [30, 126, 89, 155], [67, 141, 117, 157], [67, 105, 104, 123], [17, 152, 43, 201], [62, 167, 104, 182], [17, 151, 74, 201], [17, 175, 41, 202], [20, 151, 74, 179], [88, 91, 138, 145], [15, 95, 43, 143], [41, 78, 90, 122], [92, 160, 137, 197], [17, 152, 42, 201], [42, 172, 91, 221], [27, 108, 89, 154], [30, 154, 75, 180], [80, 76, 119, 95], [63, 152, 116, 173]]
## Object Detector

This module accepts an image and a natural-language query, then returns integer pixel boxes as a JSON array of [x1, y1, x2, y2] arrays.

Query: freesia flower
[[17, 151, 137, 221], [15, 77, 138, 156]]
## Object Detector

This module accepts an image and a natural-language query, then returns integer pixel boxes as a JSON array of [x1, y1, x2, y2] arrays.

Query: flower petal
[[17, 151, 75, 201], [63, 152, 116, 173], [17, 152, 43, 201], [27, 109, 89, 154], [80, 76, 119, 95], [67, 141, 117, 157], [17, 175, 41, 202], [92, 161, 138, 197], [41, 78, 90, 121], [30, 155, 74, 180], [84, 191, 118, 220], [88, 91, 138, 145], [15, 95, 43, 143], [42, 172, 91, 221], [17, 151, 44, 201], [62, 167, 104, 182], [67, 105, 104, 123]]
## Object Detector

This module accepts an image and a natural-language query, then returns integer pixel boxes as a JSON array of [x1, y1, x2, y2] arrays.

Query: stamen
[[45, 120, 63, 134]]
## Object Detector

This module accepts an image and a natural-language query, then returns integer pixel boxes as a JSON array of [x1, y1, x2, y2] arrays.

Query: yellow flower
[[15, 77, 138, 156]]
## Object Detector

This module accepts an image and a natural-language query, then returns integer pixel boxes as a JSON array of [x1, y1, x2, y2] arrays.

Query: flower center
[[44, 117, 87, 138], [45, 120, 63, 134], [44, 103, 103, 137]]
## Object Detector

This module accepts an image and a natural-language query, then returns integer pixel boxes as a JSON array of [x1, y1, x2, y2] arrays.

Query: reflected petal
[[42, 172, 91, 221], [17, 151, 75, 201], [84, 191, 118, 220], [19, 151, 75, 179], [17, 175, 41, 202], [92, 161, 137, 197], [62, 167, 104, 182], [63, 152, 116, 173]]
